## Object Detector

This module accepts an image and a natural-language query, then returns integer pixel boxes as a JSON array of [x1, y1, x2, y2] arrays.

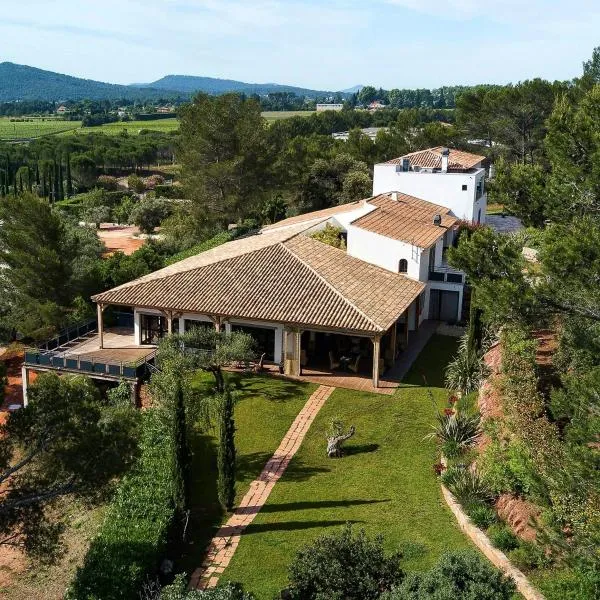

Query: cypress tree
[[35, 161, 40, 186], [27, 166, 32, 193], [173, 380, 191, 511], [53, 161, 60, 202], [217, 387, 236, 511], [58, 162, 65, 201], [65, 153, 73, 197], [18, 173, 23, 194]]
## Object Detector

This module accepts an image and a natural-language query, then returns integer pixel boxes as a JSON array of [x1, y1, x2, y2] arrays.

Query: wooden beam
[[97, 303, 104, 349], [372, 335, 381, 388]]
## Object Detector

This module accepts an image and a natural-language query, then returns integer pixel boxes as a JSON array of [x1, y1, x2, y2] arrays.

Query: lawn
[[65, 118, 180, 136], [176, 372, 316, 574], [0, 117, 82, 140], [221, 335, 471, 599], [261, 110, 314, 122]]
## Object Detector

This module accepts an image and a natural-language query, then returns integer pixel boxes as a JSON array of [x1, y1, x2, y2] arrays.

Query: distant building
[[316, 103, 344, 112], [368, 100, 386, 111], [157, 105, 175, 114], [56, 105, 68, 114], [332, 127, 388, 141]]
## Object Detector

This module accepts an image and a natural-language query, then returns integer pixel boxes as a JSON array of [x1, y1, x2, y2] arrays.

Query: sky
[[1, 0, 599, 90]]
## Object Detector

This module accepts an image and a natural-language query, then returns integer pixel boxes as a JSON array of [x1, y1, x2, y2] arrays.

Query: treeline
[[0, 131, 177, 200]]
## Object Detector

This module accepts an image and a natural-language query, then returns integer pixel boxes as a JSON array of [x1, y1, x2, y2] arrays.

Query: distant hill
[[340, 85, 363, 94], [0, 62, 188, 102], [138, 74, 337, 98], [0, 62, 351, 102]]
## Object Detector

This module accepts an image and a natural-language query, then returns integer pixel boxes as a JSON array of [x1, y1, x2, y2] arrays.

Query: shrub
[[68, 409, 178, 600], [161, 574, 254, 599], [508, 541, 548, 571], [465, 501, 498, 529], [286, 524, 403, 600], [381, 550, 516, 600], [427, 412, 481, 457], [442, 466, 494, 506], [96, 174, 119, 190], [445, 334, 488, 395], [487, 523, 519, 552], [128, 173, 146, 193], [311, 223, 347, 249], [129, 197, 171, 233]]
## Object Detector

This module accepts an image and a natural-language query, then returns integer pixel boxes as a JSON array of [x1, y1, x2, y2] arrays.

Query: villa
[[22, 147, 487, 400]]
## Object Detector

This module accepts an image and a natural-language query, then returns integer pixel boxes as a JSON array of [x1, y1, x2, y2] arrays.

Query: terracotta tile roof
[[383, 147, 485, 171], [351, 193, 457, 248], [262, 201, 365, 231], [93, 232, 424, 334]]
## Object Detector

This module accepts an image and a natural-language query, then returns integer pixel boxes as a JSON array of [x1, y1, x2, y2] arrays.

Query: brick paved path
[[190, 385, 335, 590]]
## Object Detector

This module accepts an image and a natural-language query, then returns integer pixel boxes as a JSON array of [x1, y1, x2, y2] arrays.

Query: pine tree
[[217, 387, 236, 511], [58, 161, 64, 201]]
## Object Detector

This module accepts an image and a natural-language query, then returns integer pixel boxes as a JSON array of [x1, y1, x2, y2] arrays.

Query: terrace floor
[[54, 327, 155, 365]]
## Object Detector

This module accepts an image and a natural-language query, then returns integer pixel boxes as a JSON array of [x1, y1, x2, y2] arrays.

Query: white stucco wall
[[346, 225, 424, 280], [373, 164, 486, 222]]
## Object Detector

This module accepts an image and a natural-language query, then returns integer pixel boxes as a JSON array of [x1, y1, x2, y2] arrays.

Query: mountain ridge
[[0, 62, 352, 102]]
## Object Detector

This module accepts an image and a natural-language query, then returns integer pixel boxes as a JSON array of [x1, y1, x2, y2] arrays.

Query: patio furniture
[[348, 353, 362, 374], [254, 353, 266, 373], [328, 351, 340, 371]]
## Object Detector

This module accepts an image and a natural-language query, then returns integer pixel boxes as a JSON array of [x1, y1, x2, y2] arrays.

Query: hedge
[[68, 408, 177, 599]]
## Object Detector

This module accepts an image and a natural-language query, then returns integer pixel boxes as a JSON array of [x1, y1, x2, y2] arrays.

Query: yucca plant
[[426, 411, 481, 457], [445, 336, 489, 395]]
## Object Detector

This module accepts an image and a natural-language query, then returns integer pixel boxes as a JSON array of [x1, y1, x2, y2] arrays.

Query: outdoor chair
[[348, 353, 362, 374], [328, 351, 340, 371]]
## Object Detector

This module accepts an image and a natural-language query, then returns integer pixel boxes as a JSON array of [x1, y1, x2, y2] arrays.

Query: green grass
[[176, 372, 316, 574], [221, 335, 471, 599], [0, 117, 82, 139], [65, 118, 180, 136], [261, 110, 314, 122]]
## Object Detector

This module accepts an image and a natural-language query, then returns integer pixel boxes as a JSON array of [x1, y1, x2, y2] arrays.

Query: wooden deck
[[56, 328, 155, 365]]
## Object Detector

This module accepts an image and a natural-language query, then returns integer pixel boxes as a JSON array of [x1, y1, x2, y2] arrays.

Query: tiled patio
[[294, 368, 399, 395]]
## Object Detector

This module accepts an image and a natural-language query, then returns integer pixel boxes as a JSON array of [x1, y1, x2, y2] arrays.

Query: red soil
[[97, 224, 145, 256]]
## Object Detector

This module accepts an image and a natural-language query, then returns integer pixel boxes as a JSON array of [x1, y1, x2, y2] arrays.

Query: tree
[[286, 524, 403, 600], [82, 204, 111, 229], [0, 373, 139, 559], [70, 154, 96, 189], [179, 94, 272, 231], [358, 86, 378, 105], [217, 388, 236, 511], [127, 173, 145, 194], [487, 158, 550, 226], [158, 328, 256, 393], [311, 224, 347, 249], [0, 193, 103, 338], [129, 197, 171, 233], [382, 550, 515, 600]]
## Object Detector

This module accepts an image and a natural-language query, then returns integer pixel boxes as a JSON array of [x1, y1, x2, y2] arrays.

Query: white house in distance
[[316, 103, 344, 112], [373, 147, 487, 224]]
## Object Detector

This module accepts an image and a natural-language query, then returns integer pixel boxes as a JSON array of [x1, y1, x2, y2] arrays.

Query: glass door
[[140, 314, 166, 345]]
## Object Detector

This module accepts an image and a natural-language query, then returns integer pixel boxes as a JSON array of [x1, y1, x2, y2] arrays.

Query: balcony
[[428, 261, 464, 285], [24, 326, 156, 380]]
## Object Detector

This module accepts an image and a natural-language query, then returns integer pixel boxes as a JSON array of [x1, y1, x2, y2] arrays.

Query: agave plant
[[442, 465, 494, 506], [426, 411, 481, 457]]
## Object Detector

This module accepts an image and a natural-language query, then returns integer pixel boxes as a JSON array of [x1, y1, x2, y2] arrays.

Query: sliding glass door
[[140, 314, 166, 345]]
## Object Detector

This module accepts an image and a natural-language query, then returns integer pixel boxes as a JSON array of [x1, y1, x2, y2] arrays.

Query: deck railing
[[24, 347, 157, 379]]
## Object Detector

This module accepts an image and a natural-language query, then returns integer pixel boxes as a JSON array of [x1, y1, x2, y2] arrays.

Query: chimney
[[433, 214, 442, 226], [391, 192, 398, 202], [440, 147, 449, 173]]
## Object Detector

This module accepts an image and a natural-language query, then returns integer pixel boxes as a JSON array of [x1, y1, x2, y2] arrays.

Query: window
[[398, 258, 408, 273], [140, 314, 166, 345], [461, 184, 468, 191], [477, 209, 482, 224]]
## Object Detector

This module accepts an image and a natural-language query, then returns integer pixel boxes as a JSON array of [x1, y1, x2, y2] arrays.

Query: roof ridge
[[280, 237, 382, 332]]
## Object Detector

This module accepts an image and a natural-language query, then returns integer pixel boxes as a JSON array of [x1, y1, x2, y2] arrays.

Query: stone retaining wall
[[441, 484, 545, 600]]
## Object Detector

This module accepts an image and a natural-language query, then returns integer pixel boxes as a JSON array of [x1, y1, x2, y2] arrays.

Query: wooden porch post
[[166, 314, 173, 335], [372, 335, 381, 388], [97, 303, 104, 349]]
